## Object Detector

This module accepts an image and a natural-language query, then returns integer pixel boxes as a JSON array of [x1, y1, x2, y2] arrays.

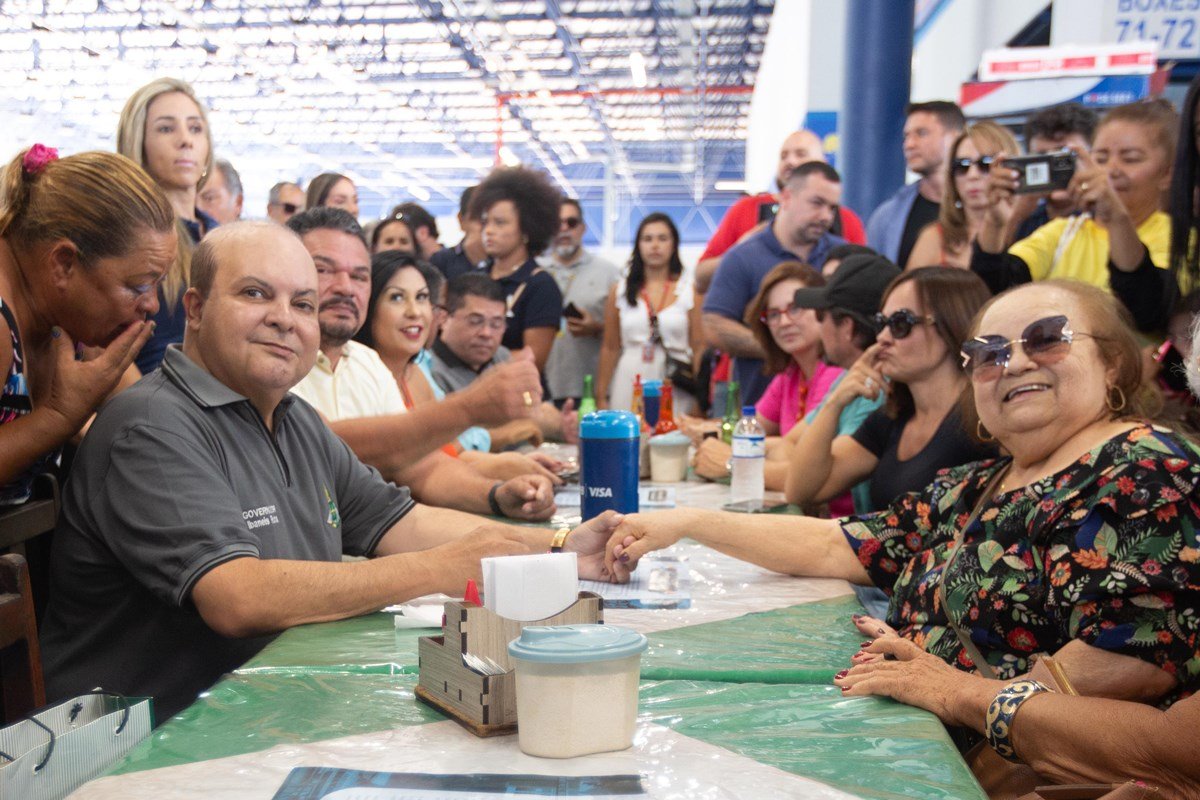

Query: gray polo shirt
[[538, 250, 620, 400], [41, 346, 414, 722], [428, 338, 511, 395]]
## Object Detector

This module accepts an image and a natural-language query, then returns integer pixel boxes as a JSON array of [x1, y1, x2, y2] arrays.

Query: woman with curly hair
[[468, 166, 563, 372]]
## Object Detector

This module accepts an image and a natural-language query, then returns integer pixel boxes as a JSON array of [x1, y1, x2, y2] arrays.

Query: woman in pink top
[[693, 262, 846, 501]]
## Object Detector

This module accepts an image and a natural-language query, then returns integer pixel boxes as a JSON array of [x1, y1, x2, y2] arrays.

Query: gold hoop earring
[[1106, 385, 1127, 413], [977, 421, 995, 442]]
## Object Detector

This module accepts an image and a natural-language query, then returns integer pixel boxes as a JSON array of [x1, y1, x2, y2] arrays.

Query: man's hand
[[457, 348, 542, 426], [559, 398, 579, 444], [565, 307, 603, 338], [424, 526, 533, 595], [692, 438, 732, 481], [566, 510, 630, 583], [45, 321, 155, 436], [495, 474, 556, 520], [476, 451, 563, 485]]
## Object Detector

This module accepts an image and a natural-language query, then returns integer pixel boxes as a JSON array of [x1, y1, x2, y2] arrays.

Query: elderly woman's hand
[[604, 509, 692, 573], [693, 437, 733, 481], [834, 636, 997, 729], [827, 343, 888, 409]]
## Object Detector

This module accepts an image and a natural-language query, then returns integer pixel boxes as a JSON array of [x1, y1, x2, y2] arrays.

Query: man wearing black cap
[[786, 253, 901, 515]]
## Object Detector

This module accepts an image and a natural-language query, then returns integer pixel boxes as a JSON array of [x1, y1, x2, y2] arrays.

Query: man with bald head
[[39, 221, 625, 723], [696, 129, 866, 292]]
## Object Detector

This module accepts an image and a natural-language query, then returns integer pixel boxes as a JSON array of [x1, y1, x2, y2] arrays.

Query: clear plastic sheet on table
[[237, 613, 420, 675], [76, 719, 864, 800], [641, 595, 869, 682], [639, 680, 986, 800], [104, 674, 983, 800], [111, 672, 440, 775]]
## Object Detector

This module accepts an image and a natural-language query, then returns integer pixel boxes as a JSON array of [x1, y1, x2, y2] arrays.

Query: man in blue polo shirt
[[703, 161, 846, 405]]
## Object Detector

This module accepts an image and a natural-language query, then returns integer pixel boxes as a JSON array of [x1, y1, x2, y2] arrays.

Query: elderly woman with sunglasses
[[607, 279, 1200, 718]]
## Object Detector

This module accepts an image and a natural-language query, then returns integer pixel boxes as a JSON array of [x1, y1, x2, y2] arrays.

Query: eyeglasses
[[759, 303, 806, 326], [873, 309, 935, 339], [561, 217, 582, 229], [271, 202, 301, 214], [960, 315, 1090, 381], [458, 312, 506, 332], [952, 156, 996, 176]]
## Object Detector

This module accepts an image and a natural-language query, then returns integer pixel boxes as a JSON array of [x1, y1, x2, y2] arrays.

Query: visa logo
[[586, 486, 613, 498]]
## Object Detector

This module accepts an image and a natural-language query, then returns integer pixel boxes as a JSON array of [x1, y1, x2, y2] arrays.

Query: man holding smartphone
[[539, 199, 619, 407]]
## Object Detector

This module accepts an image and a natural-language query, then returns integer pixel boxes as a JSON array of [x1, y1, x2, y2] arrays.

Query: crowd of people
[[2, 71, 1200, 797]]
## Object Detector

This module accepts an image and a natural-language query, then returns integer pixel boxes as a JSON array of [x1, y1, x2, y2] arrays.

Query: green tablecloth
[[110, 595, 985, 799]]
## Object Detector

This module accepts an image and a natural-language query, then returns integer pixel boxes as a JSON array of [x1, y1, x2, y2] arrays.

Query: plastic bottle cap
[[643, 380, 662, 398], [508, 624, 648, 664], [579, 409, 641, 439], [742, 406, 756, 416]]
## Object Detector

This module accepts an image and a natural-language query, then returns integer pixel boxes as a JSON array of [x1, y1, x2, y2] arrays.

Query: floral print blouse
[[841, 425, 1200, 695]]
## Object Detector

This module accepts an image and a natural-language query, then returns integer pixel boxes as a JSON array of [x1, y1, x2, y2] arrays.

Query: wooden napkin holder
[[415, 591, 604, 737]]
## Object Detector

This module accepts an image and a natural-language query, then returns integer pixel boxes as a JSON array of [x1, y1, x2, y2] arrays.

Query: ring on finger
[[522, 390, 534, 407], [1080, 181, 1089, 192], [864, 377, 875, 391]]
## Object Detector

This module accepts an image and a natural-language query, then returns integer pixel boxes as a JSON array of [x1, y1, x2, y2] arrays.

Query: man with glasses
[[538, 199, 619, 407], [266, 181, 306, 225], [432, 273, 577, 448], [286, 209, 556, 522]]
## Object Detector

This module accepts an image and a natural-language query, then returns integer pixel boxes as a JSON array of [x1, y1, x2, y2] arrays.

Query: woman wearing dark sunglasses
[[972, 99, 1178, 333], [608, 280, 1200, 796], [906, 121, 1018, 271], [786, 268, 994, 518]]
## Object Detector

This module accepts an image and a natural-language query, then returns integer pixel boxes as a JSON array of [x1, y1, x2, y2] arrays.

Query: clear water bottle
[[730, 406, 765, 503]]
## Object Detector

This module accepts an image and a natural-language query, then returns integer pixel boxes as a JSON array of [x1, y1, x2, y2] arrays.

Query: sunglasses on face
[[960, 315, 1086, 381], [272, 202, 300, 214], [873, 309, 935, 339], [561, 217, 582, 229], [952, 156, 996, 176]]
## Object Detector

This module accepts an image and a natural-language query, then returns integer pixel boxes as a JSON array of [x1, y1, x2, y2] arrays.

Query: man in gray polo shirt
[[538, 199, 619, 405], [40, 222, 626, 723]]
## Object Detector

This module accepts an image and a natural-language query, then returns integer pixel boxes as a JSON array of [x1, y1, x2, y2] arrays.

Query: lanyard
[[639, 280, 675, 327]]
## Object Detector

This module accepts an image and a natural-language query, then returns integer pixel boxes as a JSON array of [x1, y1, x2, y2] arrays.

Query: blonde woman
[[906, 121, 1019, 270], [116, 77, 215, 373]]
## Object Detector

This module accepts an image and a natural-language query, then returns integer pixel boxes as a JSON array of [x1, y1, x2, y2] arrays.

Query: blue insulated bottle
[[579, 410, 640, 519]]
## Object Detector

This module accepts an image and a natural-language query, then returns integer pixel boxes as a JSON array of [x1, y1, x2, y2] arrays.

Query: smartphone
[[722, 499, 788, 514], [1006, 150, 1076, 195], [563, 302, 584, 320], [757, 202, 780, 224]]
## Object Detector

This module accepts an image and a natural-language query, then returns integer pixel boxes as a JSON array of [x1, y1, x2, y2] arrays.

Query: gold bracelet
[[550, 527, 571, 553]]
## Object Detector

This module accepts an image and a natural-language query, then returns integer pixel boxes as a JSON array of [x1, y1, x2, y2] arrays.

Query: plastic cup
[[648, 431, 690, 482], [508, 624, 648, 758]]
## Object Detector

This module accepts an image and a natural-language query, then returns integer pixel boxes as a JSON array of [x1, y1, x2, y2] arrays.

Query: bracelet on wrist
[[985, 679, 1050, 762], [487, 482, 505, 517], [550, 527, 570, 553]]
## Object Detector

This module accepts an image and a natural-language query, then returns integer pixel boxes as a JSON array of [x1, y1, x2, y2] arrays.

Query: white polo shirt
[[291, 340, 407, 421]]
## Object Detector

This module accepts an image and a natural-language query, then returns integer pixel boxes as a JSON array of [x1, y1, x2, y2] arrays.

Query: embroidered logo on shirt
[[324, 485, 341, 529]]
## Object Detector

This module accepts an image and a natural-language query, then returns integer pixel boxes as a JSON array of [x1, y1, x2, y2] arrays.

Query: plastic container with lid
[[579, 411, 640, 519], [648, 430, 691, 483], [508, 624, 648, 758]]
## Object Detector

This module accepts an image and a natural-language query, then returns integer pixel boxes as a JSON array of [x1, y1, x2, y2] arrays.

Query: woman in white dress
[[596, 212, 704, 413]]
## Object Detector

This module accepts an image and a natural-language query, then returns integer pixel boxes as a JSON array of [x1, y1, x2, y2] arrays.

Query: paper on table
[[481, 552, 579, 621], [580, 557, 691, 609]]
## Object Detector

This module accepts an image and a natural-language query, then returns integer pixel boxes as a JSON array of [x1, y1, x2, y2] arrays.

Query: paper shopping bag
[[0, 691, 151, 800]]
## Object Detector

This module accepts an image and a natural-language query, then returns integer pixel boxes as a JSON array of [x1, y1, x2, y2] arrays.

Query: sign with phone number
[[1109, 1, 1200, 59]]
